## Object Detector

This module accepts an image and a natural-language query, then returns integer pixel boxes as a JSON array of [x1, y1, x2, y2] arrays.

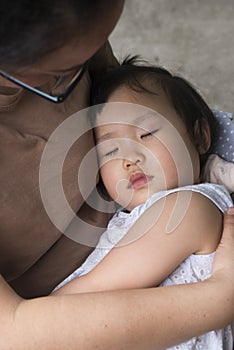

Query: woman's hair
[[91, 55, 218, 164], [0, 0, 110, 69]]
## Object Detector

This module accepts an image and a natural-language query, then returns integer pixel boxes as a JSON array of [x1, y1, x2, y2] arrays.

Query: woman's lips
[[128, 173, 153, 190]]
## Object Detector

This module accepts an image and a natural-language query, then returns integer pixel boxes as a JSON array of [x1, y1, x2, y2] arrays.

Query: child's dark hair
[[91, 55, 218, 166]]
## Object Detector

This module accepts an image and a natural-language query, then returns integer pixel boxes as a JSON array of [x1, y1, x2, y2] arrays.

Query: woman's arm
[[0, 208, 234, 350]]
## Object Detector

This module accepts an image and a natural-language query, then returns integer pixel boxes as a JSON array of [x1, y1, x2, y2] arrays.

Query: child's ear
[[194, 119, 211, 154]]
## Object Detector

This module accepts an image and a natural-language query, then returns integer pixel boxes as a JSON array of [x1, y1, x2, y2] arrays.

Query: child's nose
[[123, 153, 144, 169]]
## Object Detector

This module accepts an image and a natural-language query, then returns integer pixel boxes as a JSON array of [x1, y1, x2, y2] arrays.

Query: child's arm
[[54, 191, 223, 295]]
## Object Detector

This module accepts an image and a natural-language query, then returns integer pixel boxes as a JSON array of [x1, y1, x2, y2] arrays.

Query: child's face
[[95, 86, 200, 211]]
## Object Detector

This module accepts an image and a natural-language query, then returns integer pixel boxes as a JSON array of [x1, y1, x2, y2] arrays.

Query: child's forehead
[[96, 107, 159, 125], [95, 92, 180, 128], [96, 112, 162, 135]]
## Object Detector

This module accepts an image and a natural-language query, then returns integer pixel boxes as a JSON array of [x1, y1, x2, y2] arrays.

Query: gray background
[[110, 0, 234, 113]]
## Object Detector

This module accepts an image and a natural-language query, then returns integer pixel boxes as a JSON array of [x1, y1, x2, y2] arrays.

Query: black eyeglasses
[[0, 60, 89, 103]]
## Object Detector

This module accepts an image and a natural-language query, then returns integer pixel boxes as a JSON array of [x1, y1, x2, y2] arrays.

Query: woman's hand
[[212, 207, 234, 285]]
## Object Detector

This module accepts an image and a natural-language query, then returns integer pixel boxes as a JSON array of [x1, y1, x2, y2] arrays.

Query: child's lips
[[128, 173, 154, 190]]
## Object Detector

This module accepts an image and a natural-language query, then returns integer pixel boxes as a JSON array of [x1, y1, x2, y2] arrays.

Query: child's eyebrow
[[134, 112, 159, 126], [95, 113, 160, 143], [96, 132, 113, 143]]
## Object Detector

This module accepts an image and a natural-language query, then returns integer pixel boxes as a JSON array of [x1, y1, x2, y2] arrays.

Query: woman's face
[[0, 1, 124, 89]]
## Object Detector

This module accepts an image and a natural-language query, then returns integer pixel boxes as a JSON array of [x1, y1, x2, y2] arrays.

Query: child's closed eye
[[141, 130, 158, 139], [104, 148, 119, 157]]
